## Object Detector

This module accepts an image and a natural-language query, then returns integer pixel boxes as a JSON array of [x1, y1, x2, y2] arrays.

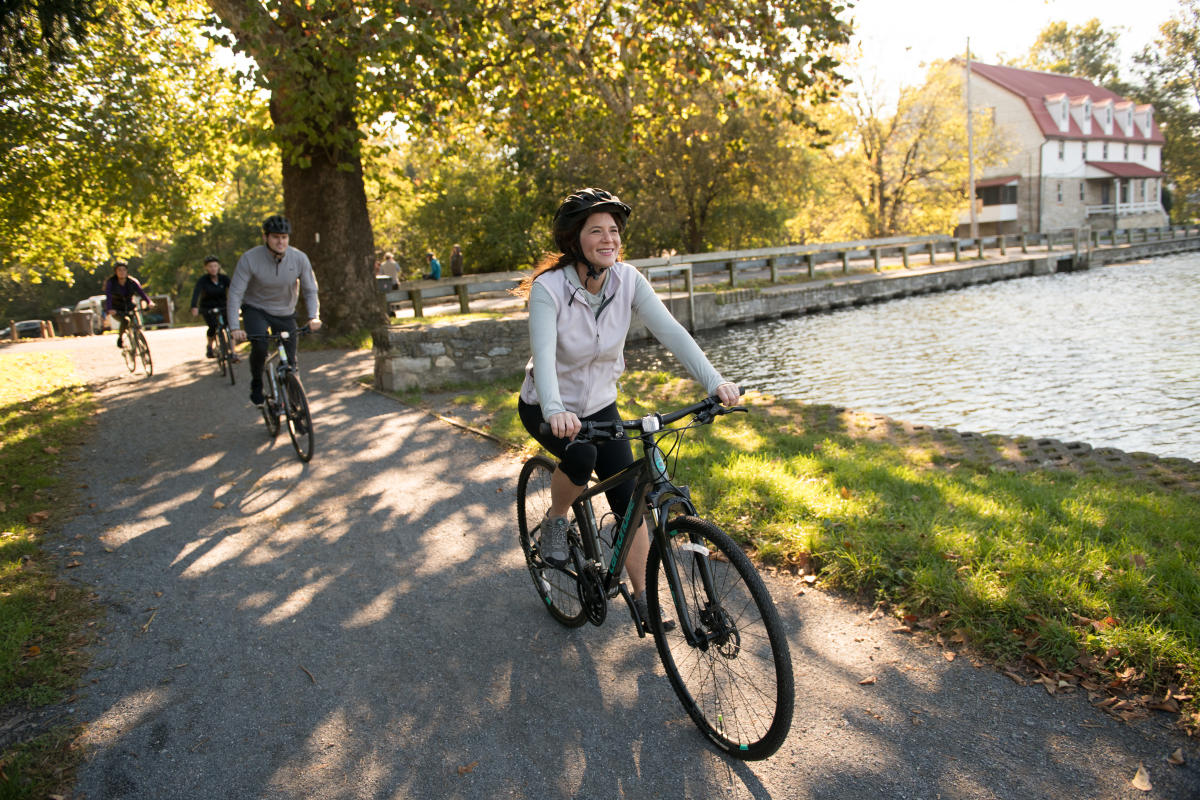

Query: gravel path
[[11, 329, 1197, 799]]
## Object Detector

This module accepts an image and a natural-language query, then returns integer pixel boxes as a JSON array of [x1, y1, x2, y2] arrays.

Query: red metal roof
[[968, 62, 1165, 144], [1085, 161, 1164, 178], [974, 175, 1020, 188]]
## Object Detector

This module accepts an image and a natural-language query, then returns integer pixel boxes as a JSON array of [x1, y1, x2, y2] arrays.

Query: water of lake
[[628, 253, 1200, 461]]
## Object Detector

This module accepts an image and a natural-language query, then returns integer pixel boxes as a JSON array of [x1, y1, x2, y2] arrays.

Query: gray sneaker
[[540, 513, 570, 567], [635, 593, 676, 633]]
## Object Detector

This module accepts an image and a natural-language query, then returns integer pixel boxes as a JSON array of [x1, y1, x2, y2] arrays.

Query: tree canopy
[[0, 0, 247, 283]]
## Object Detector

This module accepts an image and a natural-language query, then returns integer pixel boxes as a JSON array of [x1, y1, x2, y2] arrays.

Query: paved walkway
[[11, 329, 1198, 798]]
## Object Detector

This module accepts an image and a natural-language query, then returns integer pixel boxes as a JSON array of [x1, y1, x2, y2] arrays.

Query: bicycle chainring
[[577, 561, 607, 627]]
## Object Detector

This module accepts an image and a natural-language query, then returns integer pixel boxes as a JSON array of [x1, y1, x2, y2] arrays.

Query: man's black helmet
[[262, 215, 291, 235], [203, 255, 220, 265], [552, 188, 631, 256]]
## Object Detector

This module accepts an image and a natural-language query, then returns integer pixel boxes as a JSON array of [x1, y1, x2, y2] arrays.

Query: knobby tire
[[646, 515, 794, 760]]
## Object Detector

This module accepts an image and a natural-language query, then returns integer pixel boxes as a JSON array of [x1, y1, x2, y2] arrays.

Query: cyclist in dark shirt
[[190, 255, 235, 360], [103, 261, 151, 348]]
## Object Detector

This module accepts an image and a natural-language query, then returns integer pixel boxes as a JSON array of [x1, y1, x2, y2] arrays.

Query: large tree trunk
[[269, 88, 385, 336]]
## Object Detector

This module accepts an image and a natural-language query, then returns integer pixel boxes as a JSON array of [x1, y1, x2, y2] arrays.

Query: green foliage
[[0, 0, 247, 282], [1026, 19, 1127, 90], [794, 60, 1013, 240], [1132, 0, 1200, 222]]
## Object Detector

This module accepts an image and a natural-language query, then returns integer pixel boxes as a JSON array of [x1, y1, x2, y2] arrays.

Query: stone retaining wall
[[374, 235, 1200, 392]]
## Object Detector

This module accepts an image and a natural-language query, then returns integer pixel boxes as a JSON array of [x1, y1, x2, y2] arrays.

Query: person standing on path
[[449, 244, 463, 277], [190, 256, 234, 360], [103, 261, 152, 349], [228, 215, 322, 407], [513, 187, 739, 625]]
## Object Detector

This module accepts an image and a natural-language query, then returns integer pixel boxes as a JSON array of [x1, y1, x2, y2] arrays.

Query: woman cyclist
[[190, 255, 235, 361], [514, 188, 739, 626], [103, 261, 152, 348]]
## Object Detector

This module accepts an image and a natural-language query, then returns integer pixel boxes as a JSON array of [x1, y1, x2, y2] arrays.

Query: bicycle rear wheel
[[284, 374, 314, 462], [135, 331, 152, 377], [647, 515, 794, 760], [516, 455, 586, 627]]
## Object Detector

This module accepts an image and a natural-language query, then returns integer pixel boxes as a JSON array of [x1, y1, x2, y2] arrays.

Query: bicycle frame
[[568, 418, 715, 648]]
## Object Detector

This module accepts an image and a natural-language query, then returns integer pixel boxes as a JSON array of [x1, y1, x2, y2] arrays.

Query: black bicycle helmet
[[203, 255, 220, 265], [262, 215, 291, 235], [552, 188, 631, 257]]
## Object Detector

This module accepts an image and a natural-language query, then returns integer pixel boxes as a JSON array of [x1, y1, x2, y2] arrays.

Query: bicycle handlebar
[[538, 387, 747, 442], [242, 326, 312, 343]]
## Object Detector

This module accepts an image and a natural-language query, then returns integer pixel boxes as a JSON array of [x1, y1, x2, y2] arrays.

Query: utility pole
[[967, 38, 978, 239]]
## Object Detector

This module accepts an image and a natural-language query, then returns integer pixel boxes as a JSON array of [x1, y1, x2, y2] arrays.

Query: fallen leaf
[[199, 433, 216, 440], [65, 561, 81, 568], [457, 761, 479, 775], [211, 501, 225, 509], [43, 446, 60, 454], [1148, 698, 1180, 713], [1167, 748, 1185, 766], [858, 676, 877, 686], [839, 486, 852, 499], [944, 651, 956, 662], [26, 511, 49, 524], [1130, 762, 1152, 791], [950, 629, 967, 644], [26, 645, 40, 656]]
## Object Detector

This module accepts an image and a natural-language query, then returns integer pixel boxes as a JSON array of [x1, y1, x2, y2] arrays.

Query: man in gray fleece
[[228, 215, 322, 406]]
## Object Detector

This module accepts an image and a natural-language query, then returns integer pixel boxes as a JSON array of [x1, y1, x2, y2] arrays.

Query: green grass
[[403, 370, 1200, 727], [0, 353, 98, 797]]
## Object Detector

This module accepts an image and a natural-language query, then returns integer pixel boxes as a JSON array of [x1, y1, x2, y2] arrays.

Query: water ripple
[[628, 253, 1200, 460]]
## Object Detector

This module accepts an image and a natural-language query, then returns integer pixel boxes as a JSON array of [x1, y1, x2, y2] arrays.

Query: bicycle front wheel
[[284, 374, 313, 462], [261, 372, 281, 437], [647, 515, 794, 760], [224, 330, 237, 385], [214, 328, 228, 377], [121, 336, 137, 372], [135, 332, 152, 377], [516, 455, 585, 627]]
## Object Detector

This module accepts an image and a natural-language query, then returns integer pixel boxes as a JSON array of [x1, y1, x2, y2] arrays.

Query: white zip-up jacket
[[520, 262, 725, 418]]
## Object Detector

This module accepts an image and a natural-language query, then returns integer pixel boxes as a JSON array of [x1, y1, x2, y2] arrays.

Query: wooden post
[[954, 239, 962, 262], [727, 261, 737, 288], [978, 238, 985, 258], [768, 257, 779, 283], [1021, 233, 1028, 253], [1046, 232, 1053, 252], [806, 252, 815, 278], [902, 246, 910, 268], [841, 250, 850, 273], [873, 247, 882, 271], [409, 288, 424, 319], [999, 234, 1006, 255], [456, 283, 470, 314], [928, 241, 936, 265]]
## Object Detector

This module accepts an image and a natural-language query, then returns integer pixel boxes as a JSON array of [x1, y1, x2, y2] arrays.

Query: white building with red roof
[[957, 61, 1167, 237]]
